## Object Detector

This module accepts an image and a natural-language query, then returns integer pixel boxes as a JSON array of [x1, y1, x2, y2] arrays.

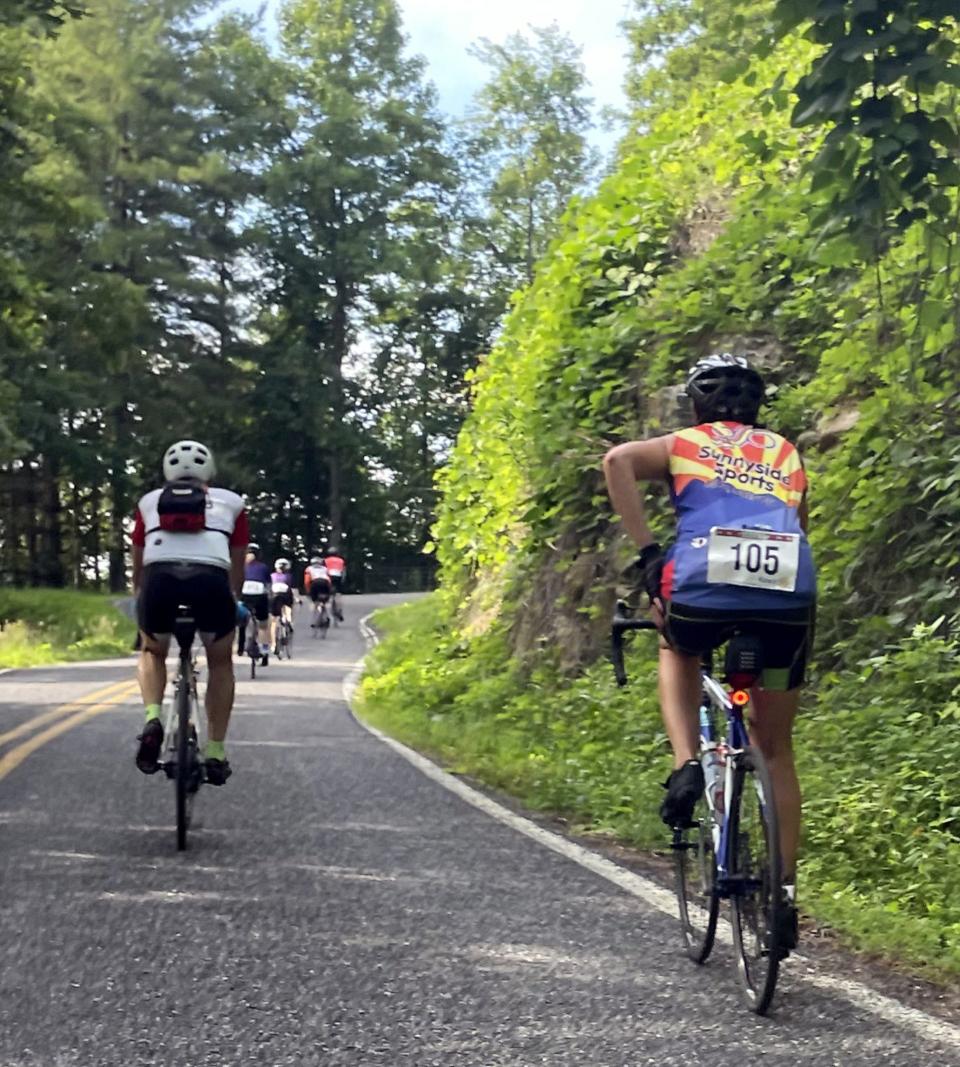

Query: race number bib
[[242, 580, 266, 595], [272, 582, 289, 594], [706, 528, 800, 593]]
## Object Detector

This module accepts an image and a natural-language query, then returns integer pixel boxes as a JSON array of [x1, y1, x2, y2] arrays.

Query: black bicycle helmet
[[685, 353, 764, 424]]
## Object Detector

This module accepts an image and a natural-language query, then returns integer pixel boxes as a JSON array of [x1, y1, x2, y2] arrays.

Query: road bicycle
[[311, 597, 331, 639], [611, 602, 785, 1014], [274, 612, 294, 659], [159, 607, 204, 851], [242, 610, 262, 678]]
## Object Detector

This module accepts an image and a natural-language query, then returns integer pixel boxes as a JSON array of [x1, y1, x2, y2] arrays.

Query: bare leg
[[204, 631, 236, 743], [747, 688, 802, 880], [658, 644, 702, 767], [138, 633, 170, 706]]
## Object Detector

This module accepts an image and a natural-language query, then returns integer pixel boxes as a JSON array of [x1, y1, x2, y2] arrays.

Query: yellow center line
[[0, 681, 140, 783], [0, 677, 137, 749]]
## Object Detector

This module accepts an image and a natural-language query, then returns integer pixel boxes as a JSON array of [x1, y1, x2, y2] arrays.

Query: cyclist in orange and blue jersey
[[604, 353, 816, 955]]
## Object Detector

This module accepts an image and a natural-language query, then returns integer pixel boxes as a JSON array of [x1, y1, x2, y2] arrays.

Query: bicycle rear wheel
[[729, 746, 782, 1014], [674, 788, 719, 963], [175, 665, 192, 851]]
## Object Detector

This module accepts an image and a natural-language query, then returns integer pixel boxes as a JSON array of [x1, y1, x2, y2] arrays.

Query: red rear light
[[731, 689, 750, 706]]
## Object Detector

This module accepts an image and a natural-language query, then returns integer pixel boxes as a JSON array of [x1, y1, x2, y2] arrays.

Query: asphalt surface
[[0, 592, 956, 1065]]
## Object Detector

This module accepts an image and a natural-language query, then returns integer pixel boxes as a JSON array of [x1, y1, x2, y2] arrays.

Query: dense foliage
[[0, 0, 596, 591], [363, 2, 960, 975], [0, 589, 130, 666]]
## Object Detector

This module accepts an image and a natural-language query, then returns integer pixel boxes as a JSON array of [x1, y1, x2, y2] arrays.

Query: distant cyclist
[[131, 439, 246, 785], [304, 556, 332, 627], [270, 557, 295, 652], [241, 543, 272, 666], [323, 547, 346, 621], [603, 353, 816, 955]]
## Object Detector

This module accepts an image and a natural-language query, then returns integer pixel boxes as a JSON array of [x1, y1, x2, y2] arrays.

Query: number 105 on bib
[[706, 528, 800, 593]]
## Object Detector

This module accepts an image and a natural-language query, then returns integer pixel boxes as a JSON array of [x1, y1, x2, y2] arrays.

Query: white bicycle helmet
[[163, 440, 216, 483], [274, 558, 291, 571]]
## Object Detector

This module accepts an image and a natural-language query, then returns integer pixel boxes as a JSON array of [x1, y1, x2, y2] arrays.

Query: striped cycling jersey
[[662, 422, 816, 610]]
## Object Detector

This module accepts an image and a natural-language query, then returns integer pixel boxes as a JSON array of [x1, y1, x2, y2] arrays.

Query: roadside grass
[[0, 589, 133, 668], [358, 595, 960, 984]]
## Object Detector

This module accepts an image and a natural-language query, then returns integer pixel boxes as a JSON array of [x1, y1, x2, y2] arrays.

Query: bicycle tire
[[674, 788, 720, 963], [729, 746, 782, 1015], [175, 662, 191, 851]]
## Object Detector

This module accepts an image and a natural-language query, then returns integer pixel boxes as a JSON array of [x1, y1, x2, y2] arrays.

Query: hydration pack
[[156, 481, 208, 533]]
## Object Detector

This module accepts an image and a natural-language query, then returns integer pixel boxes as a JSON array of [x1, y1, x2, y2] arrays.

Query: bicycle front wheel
[[729, 747, 782, 1014], [674, 788, 719, 963]]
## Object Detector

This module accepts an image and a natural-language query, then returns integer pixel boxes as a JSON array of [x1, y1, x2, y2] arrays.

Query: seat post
[[173, 608, 197, 659]]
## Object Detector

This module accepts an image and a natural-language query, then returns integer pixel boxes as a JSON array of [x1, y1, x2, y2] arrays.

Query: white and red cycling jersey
[[132, 487, 248, 570], [304, 563, 330, 589]]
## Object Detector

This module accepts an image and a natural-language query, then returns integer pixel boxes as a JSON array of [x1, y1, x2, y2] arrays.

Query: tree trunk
[[327, 276, 349, 546], [72, 481, 82, 587], [91, 482, 102, 588], [107, 404, 129, 593], [39, 455, 64, 586], [25, 463, 40, 587]]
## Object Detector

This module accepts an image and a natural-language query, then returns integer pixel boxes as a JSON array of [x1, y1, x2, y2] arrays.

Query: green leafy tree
[[259, 0, 452, 554], [765, 0, 960, 243], [463, 25, 599, 290]]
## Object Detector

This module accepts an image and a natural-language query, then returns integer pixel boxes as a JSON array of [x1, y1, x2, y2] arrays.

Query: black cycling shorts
[[138, 563, 236, 641], [663, 601, 815, 692], [241, 592, 269, 622], [270, 588, 294, 616], [329, 574, 344, 594], [309, 581, 331, 603]]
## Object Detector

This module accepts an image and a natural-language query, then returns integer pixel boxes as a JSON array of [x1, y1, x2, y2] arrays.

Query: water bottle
[[699, 705, 722, 814]]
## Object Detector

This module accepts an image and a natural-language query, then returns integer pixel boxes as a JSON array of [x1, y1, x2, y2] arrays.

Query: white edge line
[[344, 611, 960, 1052]]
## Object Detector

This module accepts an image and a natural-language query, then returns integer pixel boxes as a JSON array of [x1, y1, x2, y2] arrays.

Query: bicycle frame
[[611, 606, 761, 898], [697, 675, 756, 896]]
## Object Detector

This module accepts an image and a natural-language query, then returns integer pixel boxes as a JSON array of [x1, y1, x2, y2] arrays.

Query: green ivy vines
[[365, 4, 960, 975]]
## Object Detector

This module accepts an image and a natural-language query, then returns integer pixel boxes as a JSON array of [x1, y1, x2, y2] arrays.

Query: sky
[[231, 0, 634, 148]]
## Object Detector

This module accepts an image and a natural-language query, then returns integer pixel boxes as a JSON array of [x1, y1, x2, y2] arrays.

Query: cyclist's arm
[[131, 509, 146, 593], [228, 509, 249, 596], [603, 435, 673, 549], [131, 544, 144, 595], [229, 546, 245, 596]]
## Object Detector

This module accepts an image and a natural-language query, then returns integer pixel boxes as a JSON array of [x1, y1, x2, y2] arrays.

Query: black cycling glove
[[631, 542, 665, 605]]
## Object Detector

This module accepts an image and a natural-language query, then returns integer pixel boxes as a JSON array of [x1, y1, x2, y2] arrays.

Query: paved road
[[0, 593, 956, 1066]]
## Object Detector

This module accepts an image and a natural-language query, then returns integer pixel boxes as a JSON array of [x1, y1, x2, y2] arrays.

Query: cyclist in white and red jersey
[[323, 547, 345, 621], [304, 557, 332, 625], [604, 354, 816, 955], [131, 440, 247, 785]]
